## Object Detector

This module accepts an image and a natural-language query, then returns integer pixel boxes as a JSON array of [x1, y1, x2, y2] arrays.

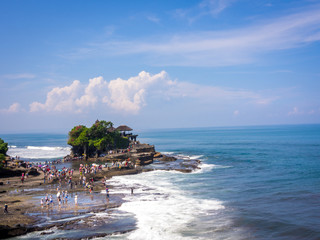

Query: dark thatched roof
[[116, 125, 133, 131], [107, 126, 116, 132]]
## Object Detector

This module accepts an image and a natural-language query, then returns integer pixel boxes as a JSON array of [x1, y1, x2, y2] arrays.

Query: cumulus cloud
[[25, 70, 276, 115], [75, 76, 108, 108], [30, 80, 82, 112], [28, 71, 168, 114], [0, 103, 22, 113], [103, 71, 168, 113]]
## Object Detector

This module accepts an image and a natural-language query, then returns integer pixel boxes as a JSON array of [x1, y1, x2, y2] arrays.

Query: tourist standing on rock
[[4, 204, 8, 214], [106, 187, 109, 198], [62, 191, 65, 204], [74, 194, 78, 205], [21, 173, 24, 184], [65, 191, 68, 204]]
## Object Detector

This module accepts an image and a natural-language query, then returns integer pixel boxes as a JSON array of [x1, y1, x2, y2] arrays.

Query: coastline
[[0, 143, 201, 239]]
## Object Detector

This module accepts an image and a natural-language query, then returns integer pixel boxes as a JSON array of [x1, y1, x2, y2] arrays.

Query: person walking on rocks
[[74, 194, 78, 205]]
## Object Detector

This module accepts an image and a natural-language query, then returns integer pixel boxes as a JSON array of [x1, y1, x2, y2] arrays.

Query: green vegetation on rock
[[0, 138, 8, 156], [67, 120, 129, 158], [0, 138, 8, 168]]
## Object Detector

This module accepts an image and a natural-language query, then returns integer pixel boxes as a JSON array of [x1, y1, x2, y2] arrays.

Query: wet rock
[[40, 231, 54, 235], [0, 225, 28, 239], [175, 169, 192, 173], [180, 160, 201, 170], [160, 156, 177, 162], [27, 168, 39, 176], [0, 168, 25, 178], [153, 152, 162, 158]]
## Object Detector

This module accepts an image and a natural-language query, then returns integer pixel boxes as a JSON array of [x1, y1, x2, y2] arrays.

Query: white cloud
[[147, 15, 160, 23], [288, 107, 303, 115], [254, 97, 279, 105], [164, 80, 276, 105], [8, 103, 21, 112], [28, 71, 168, 114], [75, 76, 108, 108], [66, 5, 320, 66], [233, 110, 239, 116], [2, 73, 36, 79], [199, 0, 235, 16], [23, 71, 276, 115], [30, 80, 82, 112], [173, 0, 235, 24], [0, 103, 22, 113], [103, 71, 168, 114]]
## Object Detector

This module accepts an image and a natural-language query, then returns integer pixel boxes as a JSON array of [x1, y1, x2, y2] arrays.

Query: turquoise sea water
[[2, 124, 320, 239]]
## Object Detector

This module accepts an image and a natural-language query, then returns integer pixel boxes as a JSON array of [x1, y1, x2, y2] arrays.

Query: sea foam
[[7, 145, 71, 159], [110, 170, 225, 240]]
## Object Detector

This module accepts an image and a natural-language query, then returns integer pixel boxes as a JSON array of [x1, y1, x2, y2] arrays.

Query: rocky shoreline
[[0, 143, 201, 239]]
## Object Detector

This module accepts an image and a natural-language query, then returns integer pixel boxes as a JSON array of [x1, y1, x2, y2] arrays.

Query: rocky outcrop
[[153, 152, 162, 158], [180, 160, 201, 170], [130, 144, 155, 153], [129, 144, 155, 166], [159, 156, 177, 162], [133, 153, 154, 166], [0, 168, 25, 178], [101, 152, 130, 161], [0, 224, 37, 239], [27, 168, 39, 176]]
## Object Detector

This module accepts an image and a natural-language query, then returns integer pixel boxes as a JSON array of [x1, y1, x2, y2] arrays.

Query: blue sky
[[1, 0, 320, 133]]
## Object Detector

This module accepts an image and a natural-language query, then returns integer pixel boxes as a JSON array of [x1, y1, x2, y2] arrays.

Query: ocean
[[2, 124, 320, 240]]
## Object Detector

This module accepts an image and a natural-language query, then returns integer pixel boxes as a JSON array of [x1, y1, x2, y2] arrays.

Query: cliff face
[[92, 143, 156, 166], [129, 144, 155, 166]]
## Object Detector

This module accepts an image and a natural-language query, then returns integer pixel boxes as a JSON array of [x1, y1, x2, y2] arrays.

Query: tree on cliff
[[67, 120, 129, 157], [0, 138, 8, 168], [0, 138, 8, 155]]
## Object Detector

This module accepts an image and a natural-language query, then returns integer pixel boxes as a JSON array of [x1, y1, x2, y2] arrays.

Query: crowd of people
[[39, 188, 78, 209], [4, 152, 139, 213]]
